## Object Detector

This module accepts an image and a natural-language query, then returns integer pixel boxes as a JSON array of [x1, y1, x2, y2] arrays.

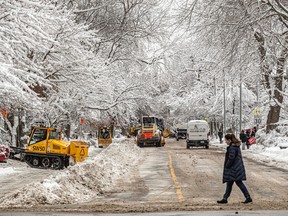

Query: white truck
[[186, 120, 210, 149]]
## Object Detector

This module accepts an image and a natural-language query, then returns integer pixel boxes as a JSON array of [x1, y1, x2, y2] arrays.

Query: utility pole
[[223, 69, 226, 134], [239, 73, 242, 135], [256, 76, 259, 131], [214, 76, 216, 95]]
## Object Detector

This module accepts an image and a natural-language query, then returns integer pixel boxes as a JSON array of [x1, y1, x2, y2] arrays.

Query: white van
[[186, 120, 209, 149]]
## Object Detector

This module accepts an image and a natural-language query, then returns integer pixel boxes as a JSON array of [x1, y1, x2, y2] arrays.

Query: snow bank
[[0, 167, 22, 175], [210, 127, 288, 170], [113, 136, 128, 143], [246, 127, 288, 170], [0, 140, 142, 208]]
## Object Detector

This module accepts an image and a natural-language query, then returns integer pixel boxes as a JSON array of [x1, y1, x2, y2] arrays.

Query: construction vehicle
[[136, 116, 165, 147], [129, 125, 141, 137], [163, 128, 173, 138], [98, 126, 113, 148], [23, 127, 89, 169]]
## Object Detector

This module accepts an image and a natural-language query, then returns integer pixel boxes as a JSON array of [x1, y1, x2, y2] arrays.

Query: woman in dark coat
[[217, 134, 252, 204]]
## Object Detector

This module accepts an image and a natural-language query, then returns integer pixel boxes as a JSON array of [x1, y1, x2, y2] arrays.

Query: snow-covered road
[[1, 138, 288, 213]]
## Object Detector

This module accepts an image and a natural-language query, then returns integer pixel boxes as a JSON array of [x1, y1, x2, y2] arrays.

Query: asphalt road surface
[[1, 138, 288, 214], [1, 210, 288, 216]]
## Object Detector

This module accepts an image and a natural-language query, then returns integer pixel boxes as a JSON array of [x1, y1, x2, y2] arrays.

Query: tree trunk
[[266, 51, 286, 132], [254, 31, 286, 133], [254, 31, 272, 97]]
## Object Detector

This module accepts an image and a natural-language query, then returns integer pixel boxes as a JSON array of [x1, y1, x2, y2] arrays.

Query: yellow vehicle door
[[26, 128, 48, 154]]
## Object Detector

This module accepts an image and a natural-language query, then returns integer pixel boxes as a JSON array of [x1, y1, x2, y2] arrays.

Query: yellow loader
[[23, 127, 89, 169], [98, 126, 112, 148]]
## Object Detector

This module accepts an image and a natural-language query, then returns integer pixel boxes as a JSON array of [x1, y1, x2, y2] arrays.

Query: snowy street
[[2, 0, 288, 215], [1, 138, 288, 213], [1, 211, 288, 216]]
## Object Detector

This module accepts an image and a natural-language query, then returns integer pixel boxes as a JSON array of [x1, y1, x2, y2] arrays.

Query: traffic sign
[[1, 108, 7, 117], [252, 107, 262, 116], [254, 118, 262, 125], [80, 119, 85, 125]]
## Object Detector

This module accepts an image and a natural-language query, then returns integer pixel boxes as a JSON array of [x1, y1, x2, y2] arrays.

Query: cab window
[[49, 130, 60, 140], [30, 129, 47, 144], [100, 128, 110, 139]]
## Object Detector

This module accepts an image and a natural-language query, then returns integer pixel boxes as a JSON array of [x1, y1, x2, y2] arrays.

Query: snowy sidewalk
[[210, 136, 288, 171]]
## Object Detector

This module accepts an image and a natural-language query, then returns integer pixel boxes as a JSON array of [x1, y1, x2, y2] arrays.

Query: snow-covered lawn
[[0, 139, 142, 208]]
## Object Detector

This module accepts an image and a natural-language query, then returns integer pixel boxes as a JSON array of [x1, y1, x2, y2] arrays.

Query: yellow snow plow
[[23, 127, 89, 169], [98, 126, 113, 148]]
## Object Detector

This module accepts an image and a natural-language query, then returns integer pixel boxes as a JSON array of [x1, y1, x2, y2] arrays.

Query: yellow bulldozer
[[98, 126, 113, 148], [23, 127, 89, 169]]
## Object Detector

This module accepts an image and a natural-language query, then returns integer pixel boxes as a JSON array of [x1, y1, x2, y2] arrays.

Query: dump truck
[[23, 127, 89, 169], [136, 116, 165, 147], [98, 126, 113, 148]]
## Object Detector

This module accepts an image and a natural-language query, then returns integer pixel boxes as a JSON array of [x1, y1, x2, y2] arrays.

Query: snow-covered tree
[[173, 0, 288, 133]]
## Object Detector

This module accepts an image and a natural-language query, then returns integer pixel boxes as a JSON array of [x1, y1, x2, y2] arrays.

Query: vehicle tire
[[9, 152, 14, 159], [24, 155, 32, 163], [32, 157, 40, 166], [41, 157, 51, 168], [205, 145, 209, 149], [186, 144, 190, 149], [156, 141, 161, 147], [52, 157, 63, 169], [139, 143, 144, 148]]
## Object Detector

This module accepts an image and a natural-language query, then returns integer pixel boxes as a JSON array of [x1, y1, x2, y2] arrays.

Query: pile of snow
[[254, 127, 288, 148], [113, 136, 128, 143], [0, 140, 142, 208], [0, 167, 22, 175], [246, 127, 288, 170], [210, 128, 288, 170]]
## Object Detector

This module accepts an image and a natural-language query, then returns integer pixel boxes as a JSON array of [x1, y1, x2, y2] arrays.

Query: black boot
[[242, 197, 252, 204], [217, 198, 228, 204]]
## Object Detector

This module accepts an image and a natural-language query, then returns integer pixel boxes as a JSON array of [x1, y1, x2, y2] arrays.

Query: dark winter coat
[[239, 133, 247, 143], [218, 131, 223, 138], [223, 142, 246, 183], [246, 131, 251, 144]]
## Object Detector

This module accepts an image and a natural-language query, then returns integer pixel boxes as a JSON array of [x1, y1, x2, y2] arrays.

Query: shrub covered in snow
[[253, 126, 288, 149]]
